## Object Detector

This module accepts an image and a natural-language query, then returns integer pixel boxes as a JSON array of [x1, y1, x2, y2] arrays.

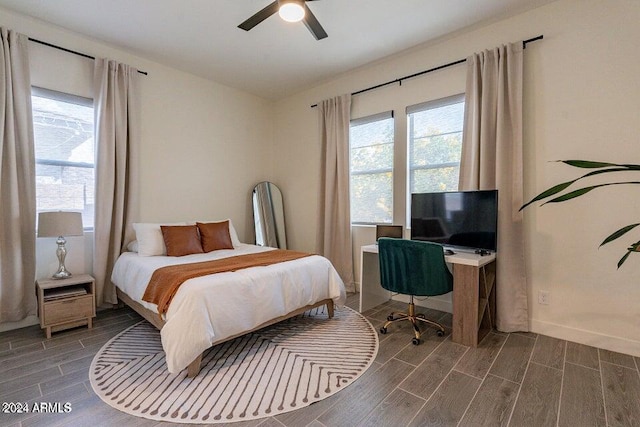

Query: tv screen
[[410, 190, 498, 252]]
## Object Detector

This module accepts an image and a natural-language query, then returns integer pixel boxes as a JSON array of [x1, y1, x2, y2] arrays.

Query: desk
[[359, 244, 496, 347]]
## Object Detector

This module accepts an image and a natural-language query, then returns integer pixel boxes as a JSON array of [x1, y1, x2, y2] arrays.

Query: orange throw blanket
[[142, 249, 313, 315]]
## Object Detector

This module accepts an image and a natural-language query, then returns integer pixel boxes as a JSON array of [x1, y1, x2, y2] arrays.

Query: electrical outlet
[[538, 290, 550, 305]]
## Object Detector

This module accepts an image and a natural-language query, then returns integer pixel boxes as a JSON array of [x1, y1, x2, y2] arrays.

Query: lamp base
[[52, 236, 73, 279], [52, 269, 73, 280]]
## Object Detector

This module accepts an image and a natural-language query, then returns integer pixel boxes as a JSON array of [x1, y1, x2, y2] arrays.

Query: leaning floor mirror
[[252, 181, 287, 249]]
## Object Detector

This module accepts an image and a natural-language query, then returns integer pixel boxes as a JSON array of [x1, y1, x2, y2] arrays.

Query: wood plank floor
[[1, 293, 639, 427]]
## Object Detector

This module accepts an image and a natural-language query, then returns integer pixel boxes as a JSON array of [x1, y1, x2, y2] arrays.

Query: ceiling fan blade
[[302, 3, 328, 40], [238, 1, 279, 31]]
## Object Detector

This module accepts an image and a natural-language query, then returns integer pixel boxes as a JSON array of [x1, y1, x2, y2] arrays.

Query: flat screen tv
[[410, 190, 498, 252]]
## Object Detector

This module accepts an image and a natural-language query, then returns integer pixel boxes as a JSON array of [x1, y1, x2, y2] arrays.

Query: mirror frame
[[252, 181, 287, 249]]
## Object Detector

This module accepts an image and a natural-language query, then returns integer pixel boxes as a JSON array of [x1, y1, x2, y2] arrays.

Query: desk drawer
[[43, 295, 94, 325]]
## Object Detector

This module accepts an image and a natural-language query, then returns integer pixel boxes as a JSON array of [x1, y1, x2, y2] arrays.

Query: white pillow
[[132, 222, 186, 256], [126, 240, 139, 253], [190, 219, 242, 248]]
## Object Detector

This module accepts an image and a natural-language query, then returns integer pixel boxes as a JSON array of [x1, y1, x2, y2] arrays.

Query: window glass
[[408, 95, 464, 193], [349, 112, 394, 224], [32, 88, 95, 229]]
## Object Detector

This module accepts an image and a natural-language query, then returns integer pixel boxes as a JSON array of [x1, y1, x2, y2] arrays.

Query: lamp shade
[[37, 211, 84, 238]]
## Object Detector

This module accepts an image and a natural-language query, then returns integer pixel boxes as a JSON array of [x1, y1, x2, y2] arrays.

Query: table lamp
[[37, 211, 84, 279]]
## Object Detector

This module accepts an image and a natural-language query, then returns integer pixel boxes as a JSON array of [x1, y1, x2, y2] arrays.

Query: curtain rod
[[28, 37, 148, 76], [310, 34, 543, 108]]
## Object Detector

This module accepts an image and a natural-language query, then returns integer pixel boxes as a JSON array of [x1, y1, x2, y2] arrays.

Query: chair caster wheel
[[387, 315, 394, 321], [380, 327, 387, 334], [437, 330, 445, 337], [412, 338, 420, 345]]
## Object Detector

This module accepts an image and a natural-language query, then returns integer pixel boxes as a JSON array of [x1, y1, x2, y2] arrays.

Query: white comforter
[[111, 244, 346, 373]]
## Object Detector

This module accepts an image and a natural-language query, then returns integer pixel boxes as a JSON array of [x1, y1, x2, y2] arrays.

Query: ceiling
[[0, 0, 555, 100]]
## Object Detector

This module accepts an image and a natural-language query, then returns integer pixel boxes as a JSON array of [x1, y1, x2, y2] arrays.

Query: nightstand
[[36, 274, 96, 338]]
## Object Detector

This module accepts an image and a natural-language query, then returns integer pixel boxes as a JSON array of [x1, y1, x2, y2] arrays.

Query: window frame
[[32, 86, 95, 231], [349, 110, 395, 225]]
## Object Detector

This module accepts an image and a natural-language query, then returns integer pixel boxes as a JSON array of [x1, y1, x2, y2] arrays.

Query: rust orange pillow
[[160, 225, 204, 257], [197, 221, 234, 252]]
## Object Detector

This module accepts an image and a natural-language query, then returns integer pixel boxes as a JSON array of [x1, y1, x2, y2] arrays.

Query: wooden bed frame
[[115, 287, 334, 377]]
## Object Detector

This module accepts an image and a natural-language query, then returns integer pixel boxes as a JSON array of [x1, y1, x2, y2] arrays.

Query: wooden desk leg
[[477, 262, 497, 344], [452, 263, 480, 347]]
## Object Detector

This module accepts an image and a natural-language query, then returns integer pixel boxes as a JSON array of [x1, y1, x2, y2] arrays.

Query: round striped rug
[[90, 306, 378, 423]]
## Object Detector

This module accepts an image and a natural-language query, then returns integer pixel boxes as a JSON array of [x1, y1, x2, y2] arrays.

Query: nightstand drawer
[[43, 295, 94, 325]]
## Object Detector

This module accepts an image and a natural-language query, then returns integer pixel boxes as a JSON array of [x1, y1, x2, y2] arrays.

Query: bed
[[111, 242, 346, 377]]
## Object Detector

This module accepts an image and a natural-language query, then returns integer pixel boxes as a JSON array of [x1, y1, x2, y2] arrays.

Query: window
[[407, 94, 465, 194], [32, 87, 95, 229], [349, 111, 394, 224]]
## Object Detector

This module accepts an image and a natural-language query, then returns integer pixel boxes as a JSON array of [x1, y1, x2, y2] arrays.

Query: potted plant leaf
[[521, 160, 640, 268]]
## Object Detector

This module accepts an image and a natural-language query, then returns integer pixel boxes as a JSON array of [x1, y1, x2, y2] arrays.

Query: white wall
[[273, 0, 640, 356], [0, 8, 274, 330], [3, 1, 639, 356]]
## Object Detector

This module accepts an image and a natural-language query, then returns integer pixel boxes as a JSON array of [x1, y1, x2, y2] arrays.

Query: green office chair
[[378, 237, 453, 345]]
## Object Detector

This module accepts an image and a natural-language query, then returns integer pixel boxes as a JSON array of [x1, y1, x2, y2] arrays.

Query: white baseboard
[[530, 318, 640, 358]]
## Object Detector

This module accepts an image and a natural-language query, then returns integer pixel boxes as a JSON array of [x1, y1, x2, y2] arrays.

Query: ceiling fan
[[238, 0, 328, 40]]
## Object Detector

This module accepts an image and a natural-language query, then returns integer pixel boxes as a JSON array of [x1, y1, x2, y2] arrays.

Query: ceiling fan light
[[279, 1, 305, 23]]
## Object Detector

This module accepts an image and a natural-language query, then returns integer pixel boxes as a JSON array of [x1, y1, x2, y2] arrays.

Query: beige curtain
[[459, 42, 528, 332], [0, 28, 36, 323], [93, 59, 139, 306], [317, 94, 354, 291]]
